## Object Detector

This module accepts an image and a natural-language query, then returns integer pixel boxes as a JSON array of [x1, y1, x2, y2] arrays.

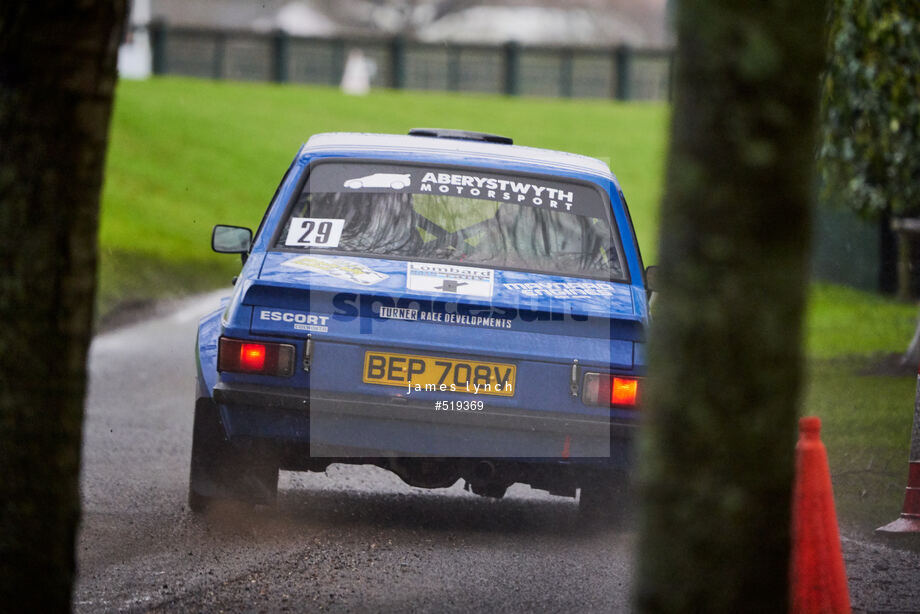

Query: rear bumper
[[212, 382, 636, 465]]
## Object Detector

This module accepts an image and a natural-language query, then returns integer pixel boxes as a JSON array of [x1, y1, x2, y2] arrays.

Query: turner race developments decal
[[406, 262, 494, 298], [282, 255, 388, 285], [305, 161, 609, 219], [379, 305, 513, 329], [378, 306, 419, 321]]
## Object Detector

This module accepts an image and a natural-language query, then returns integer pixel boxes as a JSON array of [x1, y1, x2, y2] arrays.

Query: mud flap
[[188, 396, 279, 512]]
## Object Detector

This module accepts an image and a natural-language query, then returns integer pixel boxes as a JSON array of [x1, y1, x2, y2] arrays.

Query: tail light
[[582, 372, 640, 408], [218, 337, 295, 377]]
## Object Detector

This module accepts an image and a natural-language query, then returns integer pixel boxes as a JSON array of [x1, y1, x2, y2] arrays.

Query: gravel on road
[[74, 292, 920, 613]]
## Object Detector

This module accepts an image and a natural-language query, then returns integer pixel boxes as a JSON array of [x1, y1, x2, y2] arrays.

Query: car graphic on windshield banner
[[343, 173, 411, 190]]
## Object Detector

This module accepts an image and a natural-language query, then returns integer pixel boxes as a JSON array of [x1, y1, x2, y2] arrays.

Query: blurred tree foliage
[[819, 0, 920, 218]]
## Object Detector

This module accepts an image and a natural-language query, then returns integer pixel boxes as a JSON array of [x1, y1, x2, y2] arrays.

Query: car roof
[[301, 132, 616, 181]]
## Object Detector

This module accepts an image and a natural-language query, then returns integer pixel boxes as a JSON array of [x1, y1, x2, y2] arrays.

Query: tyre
[[187, 397, 278, 513]]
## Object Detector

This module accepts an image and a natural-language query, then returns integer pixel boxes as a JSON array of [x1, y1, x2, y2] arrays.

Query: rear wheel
[[188, 397, 279, 513]]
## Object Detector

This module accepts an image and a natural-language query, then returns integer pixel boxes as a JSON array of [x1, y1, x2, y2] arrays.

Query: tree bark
[[635, 0, 827, 612], [0, 1, 125, 610]]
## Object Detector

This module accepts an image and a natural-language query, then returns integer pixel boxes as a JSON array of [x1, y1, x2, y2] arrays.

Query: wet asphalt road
[[73, 292, 635, 613], [75, 292, 920, 612]]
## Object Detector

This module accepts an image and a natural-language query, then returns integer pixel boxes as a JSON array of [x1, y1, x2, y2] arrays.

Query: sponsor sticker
[[419, 171, 575, 212], [282, 255, 388, 286], [406, 262, 493, 298], [305, 162, 608, 219], [378, 305, 512, 329], [379, 306, 419, 321], [284, 218, 344, 248], [504, 282, 616, 298], [420, 311, 512, 329], [258, 309, 329, 333]]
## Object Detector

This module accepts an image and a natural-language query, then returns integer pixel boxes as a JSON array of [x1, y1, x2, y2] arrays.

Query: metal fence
[[148, 22, 674, 101]]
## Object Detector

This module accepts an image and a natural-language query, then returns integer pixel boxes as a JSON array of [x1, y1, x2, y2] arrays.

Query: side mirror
[[212, 225, 252, 254], [645, 265, 659, 293]]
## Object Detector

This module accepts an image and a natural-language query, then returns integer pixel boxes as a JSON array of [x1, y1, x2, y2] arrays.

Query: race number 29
[[284, 217, 344, 248]]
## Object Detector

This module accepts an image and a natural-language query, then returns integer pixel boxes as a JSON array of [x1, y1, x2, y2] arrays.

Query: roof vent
[[408, 128, 513, 145]]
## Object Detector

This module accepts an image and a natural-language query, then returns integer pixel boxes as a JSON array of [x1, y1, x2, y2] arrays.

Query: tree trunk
[[634, 0, 827, 611], [0, 2, 125, 610]]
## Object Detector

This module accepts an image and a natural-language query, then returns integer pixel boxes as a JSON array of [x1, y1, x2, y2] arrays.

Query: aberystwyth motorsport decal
[[305, 161, 608, 219], [282, 255, 388, 285]]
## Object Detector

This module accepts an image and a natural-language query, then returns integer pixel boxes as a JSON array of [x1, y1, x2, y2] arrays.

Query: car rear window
[[273, 161, 626, 281]]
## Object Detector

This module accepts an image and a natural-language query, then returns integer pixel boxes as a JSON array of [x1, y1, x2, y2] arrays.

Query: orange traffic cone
[[876, 376, 920, 535], [790, 416, 851, 614]]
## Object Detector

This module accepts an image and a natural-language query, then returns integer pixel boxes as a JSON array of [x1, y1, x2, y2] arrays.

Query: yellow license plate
[[363, 351, 516, 397]]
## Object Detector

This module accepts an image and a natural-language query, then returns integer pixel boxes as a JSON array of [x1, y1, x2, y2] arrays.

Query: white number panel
[[284, 218, 345, 248]]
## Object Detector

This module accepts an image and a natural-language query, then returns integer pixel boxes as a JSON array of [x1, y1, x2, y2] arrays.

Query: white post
[[117, 0, 152, 79]]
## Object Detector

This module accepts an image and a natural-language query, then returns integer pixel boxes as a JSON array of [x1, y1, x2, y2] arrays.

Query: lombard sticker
[[504, 282, 616, 298], [285, 218, 344, 248], [282, 255, 388, 286], [257, 309, 329, 333], [406, 262, 493, 298]]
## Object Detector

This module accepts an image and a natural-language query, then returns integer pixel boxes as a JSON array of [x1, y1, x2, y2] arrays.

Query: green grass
[[803, 360, 915, 538], [806, 283, 918, 359], [804, 285, 918, 536], [99, 76, 668, 316]]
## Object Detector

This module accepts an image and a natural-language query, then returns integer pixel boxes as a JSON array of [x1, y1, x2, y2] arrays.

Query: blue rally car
[[190, 129, 650, 514]]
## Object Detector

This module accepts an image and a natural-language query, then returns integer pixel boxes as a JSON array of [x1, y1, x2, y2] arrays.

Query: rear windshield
[[273, 161, 626, 281]]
